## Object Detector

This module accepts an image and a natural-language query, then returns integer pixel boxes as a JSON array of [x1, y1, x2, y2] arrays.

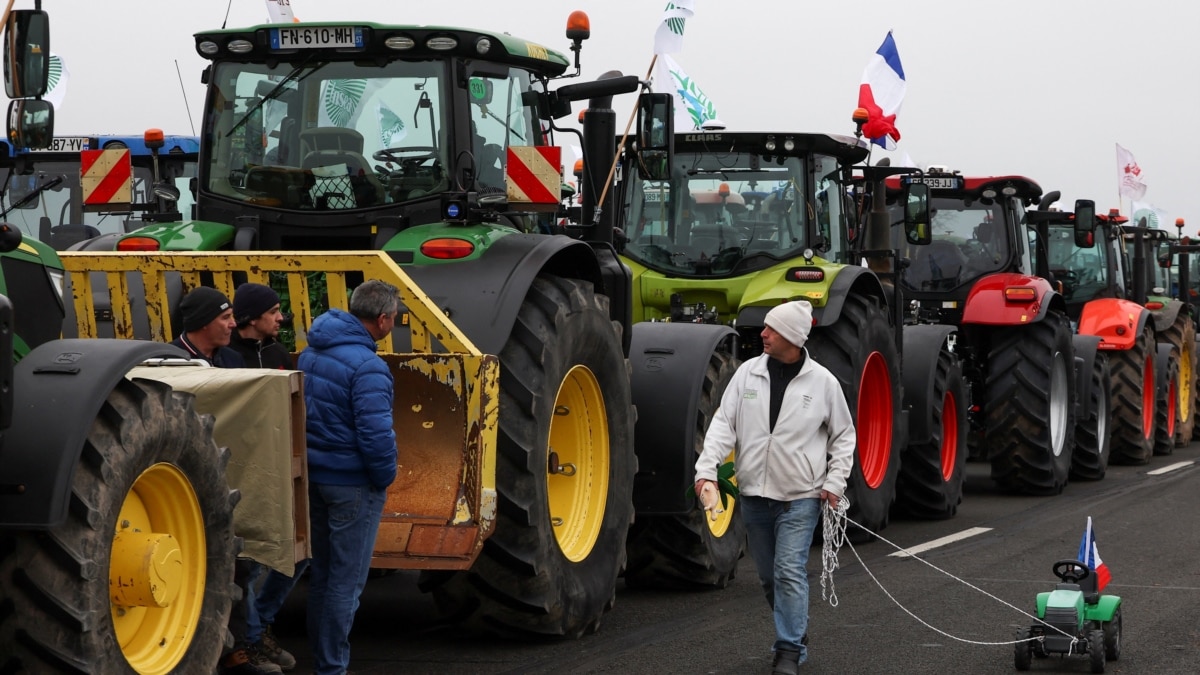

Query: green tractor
[[612, 128, 970, 529], [0, 8, 238, 673], [73, 12, 746, 636], [1015, 559, 1121, 673]]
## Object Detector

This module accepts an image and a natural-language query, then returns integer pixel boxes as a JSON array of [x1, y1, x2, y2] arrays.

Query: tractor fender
[[960, 272, 1064, 325], [900, 324, 958, 446], [1148, 298, 1184, 334], [629, 322, 736, 516], [1071, 335, 1103, 422], [734, 265, 887, 331], [0, 339, 190, 529], [1078, 298, 1152, 351], [1084, 594, 1122, 623], [400, 233, 608, 356]]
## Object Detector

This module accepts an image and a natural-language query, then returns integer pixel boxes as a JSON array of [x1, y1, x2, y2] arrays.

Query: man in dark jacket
[[231, 282, 293, 369], [171, 286, 245, 367], [298, 279, 400, 675]]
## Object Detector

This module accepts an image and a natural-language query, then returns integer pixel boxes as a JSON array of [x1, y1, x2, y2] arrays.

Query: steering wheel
[[1052, 559, 1091, 584], [373, 146, 439, 167]]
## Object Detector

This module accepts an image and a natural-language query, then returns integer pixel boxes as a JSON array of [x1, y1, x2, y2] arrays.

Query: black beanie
[[233, 283, 281, 326], [180, 287, 231, 332]]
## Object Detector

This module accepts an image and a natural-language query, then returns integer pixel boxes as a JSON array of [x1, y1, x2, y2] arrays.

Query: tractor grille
[[1043, 606, 1078, 633]]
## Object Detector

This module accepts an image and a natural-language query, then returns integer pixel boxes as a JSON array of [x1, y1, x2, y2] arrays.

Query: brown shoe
[[254, 624, 297, 671], [220, 647, 283, 675]]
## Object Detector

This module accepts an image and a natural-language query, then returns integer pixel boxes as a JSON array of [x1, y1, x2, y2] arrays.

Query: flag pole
[[593, 55, 658, 220]]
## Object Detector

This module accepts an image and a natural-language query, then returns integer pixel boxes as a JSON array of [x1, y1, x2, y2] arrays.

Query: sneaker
[[255, 624, 297, 671], [220, 647, 283, 675], [770, 648, 800, 675]]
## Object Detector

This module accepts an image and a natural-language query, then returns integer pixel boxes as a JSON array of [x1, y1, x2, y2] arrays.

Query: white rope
[[819, 499, 1080, 650]]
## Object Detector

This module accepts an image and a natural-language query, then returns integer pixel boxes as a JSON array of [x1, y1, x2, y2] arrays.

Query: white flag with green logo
[[377, 101, 406, 147], [45, 53, 68, 109], [1131, 200, 1172, 231], [318, 78, 383, 129], [654, 0, 695, 55], [654, 53, 717, 131]]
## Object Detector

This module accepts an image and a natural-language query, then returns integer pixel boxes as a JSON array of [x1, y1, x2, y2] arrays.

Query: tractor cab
[[885, 169, 1042, 319], [620, 131, 867, 280], [1029, 203, 1129, 322]]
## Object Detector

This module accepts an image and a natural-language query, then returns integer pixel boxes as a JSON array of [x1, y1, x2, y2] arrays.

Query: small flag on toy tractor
[[1077, 516, 1111, 591]]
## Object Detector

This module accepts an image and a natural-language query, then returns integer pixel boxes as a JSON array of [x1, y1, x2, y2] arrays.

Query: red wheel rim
[[1168, 378, 1177, 438], [1142, 354, 1154, 439], [857, 351, 894, 489], [940, 390, 959, 482]]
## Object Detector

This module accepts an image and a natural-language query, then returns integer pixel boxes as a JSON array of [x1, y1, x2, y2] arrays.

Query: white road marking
[[888, 526, 993, 558], [1147, 461, 1194, 476]]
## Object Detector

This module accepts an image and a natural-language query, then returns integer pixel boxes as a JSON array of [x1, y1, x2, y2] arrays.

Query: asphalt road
[[269, 444, 1200, 674]]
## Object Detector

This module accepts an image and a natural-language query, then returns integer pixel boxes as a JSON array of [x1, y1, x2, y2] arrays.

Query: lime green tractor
[[613, 129, 970, 531]]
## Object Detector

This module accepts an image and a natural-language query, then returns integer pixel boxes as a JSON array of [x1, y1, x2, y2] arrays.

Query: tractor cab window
[[0, 162, 157, 245], [893, 197, 1013, 291], [466, 70, 541, 195], [205, 58, 451, 211], [623, 150, 821, 277], [1044, 223, 1111, 304]]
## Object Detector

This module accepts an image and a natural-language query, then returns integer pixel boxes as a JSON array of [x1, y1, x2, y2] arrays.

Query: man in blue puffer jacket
[[297, 279, 400, 675]]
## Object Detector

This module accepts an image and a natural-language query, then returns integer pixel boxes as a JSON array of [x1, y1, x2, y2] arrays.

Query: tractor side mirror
[[3, 9, 51, 98], [1074, 199, 1096, 248], [7, 99, 54, 150], [636, 92, 673, 181], [903, 182, 932, 245]]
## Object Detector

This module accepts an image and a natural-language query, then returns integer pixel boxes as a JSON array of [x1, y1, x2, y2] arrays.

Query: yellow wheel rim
[[110, 463, 206, 674], [705, 450, 736, 538], [546, 365, 609, 562], [1178, 339, 1193, 425]]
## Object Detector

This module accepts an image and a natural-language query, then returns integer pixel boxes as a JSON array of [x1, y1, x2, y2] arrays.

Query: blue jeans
[[307, 483, 386, 675], [742, 495, 821, 663], [246, 558, 310, 644]]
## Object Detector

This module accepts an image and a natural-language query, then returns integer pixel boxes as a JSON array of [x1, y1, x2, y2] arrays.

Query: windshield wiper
[[226, 56, 321, 138], [1, 175, 64, 217]]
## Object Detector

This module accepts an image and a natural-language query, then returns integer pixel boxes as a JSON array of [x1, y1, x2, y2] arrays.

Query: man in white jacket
[[694, 299, 855, 675]]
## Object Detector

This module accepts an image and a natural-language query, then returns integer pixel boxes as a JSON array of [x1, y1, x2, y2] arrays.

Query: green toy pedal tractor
[[1015, 559, 1121, 673]]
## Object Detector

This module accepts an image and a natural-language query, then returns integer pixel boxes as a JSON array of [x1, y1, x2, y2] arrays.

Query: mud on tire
[[423, 277, 636, 639], [894, 348, 967, 519], [806, 294, 902, 536], [0, 378, 237, 674], [1108, 326, 1155, 464], [1070, 352, 1112, 481], [984, 311, 1075, 495], [625, 350, 744, 590]]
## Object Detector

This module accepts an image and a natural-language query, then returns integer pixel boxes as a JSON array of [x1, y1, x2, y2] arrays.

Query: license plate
[[270, 26, 364, 50], [906, 175, 962, 189], [37, 136, 91, 152], [643, 191, 665, 203]]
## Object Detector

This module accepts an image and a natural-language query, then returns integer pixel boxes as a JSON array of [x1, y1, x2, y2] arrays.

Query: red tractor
[[884, 169, 1106, 494]]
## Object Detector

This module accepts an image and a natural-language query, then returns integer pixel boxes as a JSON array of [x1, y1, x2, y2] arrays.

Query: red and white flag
[[1116, 143, 1148, 201], [857, 32, 906, 150], [1077, 516, 1111, 591]]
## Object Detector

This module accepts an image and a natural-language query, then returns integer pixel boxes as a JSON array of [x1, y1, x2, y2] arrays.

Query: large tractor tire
[[1108, 326, 1156, 464], [984, 311, 1075, 495], [624, 350, 744, 590], [424, 277, 636, 639], [0, 378, 237, 674], [894, 349, 967, 519], [1158, 314, 1195, 445], [1070, 353, 1112, 481], [806, 294, 902, 537], [1153, 346, 1179, 456]]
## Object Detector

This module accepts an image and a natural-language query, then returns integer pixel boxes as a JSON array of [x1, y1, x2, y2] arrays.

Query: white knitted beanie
[[764, 300, 814, 349]]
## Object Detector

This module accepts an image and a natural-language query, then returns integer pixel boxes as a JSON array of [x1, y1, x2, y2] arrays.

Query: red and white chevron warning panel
[[81, 148, 132, 206], [506, 145, 562, 207]]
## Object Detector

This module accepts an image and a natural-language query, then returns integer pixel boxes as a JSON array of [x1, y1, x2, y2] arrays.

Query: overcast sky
[[38, 0, 1198, 227]]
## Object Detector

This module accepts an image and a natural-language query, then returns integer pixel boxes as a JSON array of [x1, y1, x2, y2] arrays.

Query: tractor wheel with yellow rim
[[0, 377, 237, 674], [424, 276, 636, 639], [624, 349, 744, 589]]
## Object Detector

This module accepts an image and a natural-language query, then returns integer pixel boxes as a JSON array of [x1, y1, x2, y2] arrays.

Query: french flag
[[1078, 516, 1112, 591], [857, 32, 906, 150]]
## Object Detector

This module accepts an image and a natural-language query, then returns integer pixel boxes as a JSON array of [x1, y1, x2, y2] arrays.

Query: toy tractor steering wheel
[[373, 146, 438, 167], [1052, 559, 1092, 584]]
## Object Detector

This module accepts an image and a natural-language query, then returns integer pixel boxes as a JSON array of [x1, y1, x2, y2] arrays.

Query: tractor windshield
[[892, 197, 1014, 291], [623, 151, 850, 276], [203, 57, 541, 211], [1043, 223, 1115, 306]]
